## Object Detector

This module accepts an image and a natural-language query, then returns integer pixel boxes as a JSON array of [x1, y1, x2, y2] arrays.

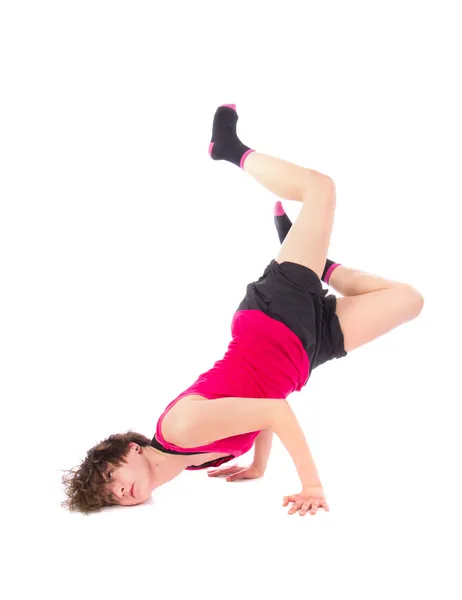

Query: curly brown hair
[[61, 430, 151, 514]]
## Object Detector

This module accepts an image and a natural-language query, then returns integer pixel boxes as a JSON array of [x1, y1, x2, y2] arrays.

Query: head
[[61, 431, 156, 513]]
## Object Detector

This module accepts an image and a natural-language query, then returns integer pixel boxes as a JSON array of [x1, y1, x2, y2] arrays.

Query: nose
[[113, 485, 129, 500]]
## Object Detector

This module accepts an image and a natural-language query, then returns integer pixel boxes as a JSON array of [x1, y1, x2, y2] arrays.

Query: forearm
[[271, 401, 322, 488], [252, 429, 273, 472]]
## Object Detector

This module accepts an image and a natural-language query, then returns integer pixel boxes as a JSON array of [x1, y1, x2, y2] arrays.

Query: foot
[[208, 104, 255, 169]]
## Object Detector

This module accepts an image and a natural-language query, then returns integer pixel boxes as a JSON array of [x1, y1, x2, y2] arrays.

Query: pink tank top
[[154, 310, 310, 470]]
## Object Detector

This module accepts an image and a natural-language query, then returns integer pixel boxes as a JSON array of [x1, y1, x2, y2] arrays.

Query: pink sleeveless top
[[154, 310, 310, 470]]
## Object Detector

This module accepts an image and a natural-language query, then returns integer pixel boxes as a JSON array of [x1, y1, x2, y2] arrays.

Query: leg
[[274, 202, 421, 297], [209, 105, 335, 280], [335, 286, 424, 353], [271, 201, 425, 352], [327, 264, 407, 296], [243, 152, 336, 280], [331, 261, 424, 352]]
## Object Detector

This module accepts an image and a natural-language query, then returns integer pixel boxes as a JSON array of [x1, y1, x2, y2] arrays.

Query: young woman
[[62, 104, 424, 516]]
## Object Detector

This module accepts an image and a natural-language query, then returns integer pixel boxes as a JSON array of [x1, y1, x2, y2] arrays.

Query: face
[[105, 443, 153, 507]]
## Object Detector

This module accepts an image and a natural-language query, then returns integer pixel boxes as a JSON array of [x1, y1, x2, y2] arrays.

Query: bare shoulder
[[161, 395, 208, 444], [180, 394, 209, 402]]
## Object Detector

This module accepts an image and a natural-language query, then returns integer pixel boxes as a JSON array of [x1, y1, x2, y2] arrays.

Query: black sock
[[273, 201, 341, 284], [273, 201, 292, 244], [209, 104, 255, 169]]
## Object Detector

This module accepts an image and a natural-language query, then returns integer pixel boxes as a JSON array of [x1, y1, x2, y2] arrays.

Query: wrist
[[252, 461, 266, 474], [302, 482, 323, 490]]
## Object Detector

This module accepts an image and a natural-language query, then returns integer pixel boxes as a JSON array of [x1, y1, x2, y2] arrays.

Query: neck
[[146, 446, 189, 490]]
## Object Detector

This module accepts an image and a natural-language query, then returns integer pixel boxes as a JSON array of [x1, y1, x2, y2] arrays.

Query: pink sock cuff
[[274, 201, 285, 216], [324, 263, 342, 284], [240, 148, 255, 169]]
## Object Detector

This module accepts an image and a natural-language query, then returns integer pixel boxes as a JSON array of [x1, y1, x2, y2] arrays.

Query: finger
[[208, 466, 238, 477], [207, 470, 223, 477], [283, 495, 298, 506], [310, 502, 319, 515], [289, 501, 303, 515], [299, 503, 310, 516], [283, 496, 296, 507], [227, 470, 246, 481]]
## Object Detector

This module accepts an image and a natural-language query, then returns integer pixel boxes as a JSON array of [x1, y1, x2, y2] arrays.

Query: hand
[[207, 463, 264, 482], [283, 485, 330, 516]]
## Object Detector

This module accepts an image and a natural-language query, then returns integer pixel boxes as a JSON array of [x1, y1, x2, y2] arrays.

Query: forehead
[[106, 452, 131, 470]]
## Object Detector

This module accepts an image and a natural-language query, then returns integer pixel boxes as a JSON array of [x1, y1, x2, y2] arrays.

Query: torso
[[160, 394, 233, 467]]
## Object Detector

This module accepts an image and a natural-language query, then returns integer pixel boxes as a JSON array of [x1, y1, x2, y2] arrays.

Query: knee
[[322, 174, 337, 200], [414, 290, 425, 316], [399, 284, 425, 318], [324, 174, 336, 188], [316, 172, 337, 204], [316, 172, 336, 190], [325, 177, 337, 209], [306, 170, 335, 190]]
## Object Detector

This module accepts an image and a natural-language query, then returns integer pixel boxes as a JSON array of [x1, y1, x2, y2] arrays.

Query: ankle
[[322, 260, 341, 284]]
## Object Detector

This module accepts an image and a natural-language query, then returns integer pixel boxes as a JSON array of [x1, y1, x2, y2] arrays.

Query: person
[[61, 104, 424, 516]]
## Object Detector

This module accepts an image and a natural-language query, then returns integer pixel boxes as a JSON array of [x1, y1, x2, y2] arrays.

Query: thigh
[[335, 286, 424, 353], [275, 178, 336, 280]]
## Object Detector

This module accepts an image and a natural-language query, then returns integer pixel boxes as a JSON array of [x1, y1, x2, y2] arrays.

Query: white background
[[1, 1, 461, 598]]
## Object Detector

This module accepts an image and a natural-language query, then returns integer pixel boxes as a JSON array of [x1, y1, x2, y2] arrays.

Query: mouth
[[131, 484, 135, 498]]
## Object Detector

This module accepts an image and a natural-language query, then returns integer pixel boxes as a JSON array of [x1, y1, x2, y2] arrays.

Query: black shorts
[[235, 259, 347, 382]]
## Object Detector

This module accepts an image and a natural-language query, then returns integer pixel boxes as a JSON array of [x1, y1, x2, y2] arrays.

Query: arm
[[252, 429, 273, 473], [271, 401, 322, 489], [171, 396, 322, 489]]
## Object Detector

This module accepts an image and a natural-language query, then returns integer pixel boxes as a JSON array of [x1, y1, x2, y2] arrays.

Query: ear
[[128, 442, 140, 452]]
